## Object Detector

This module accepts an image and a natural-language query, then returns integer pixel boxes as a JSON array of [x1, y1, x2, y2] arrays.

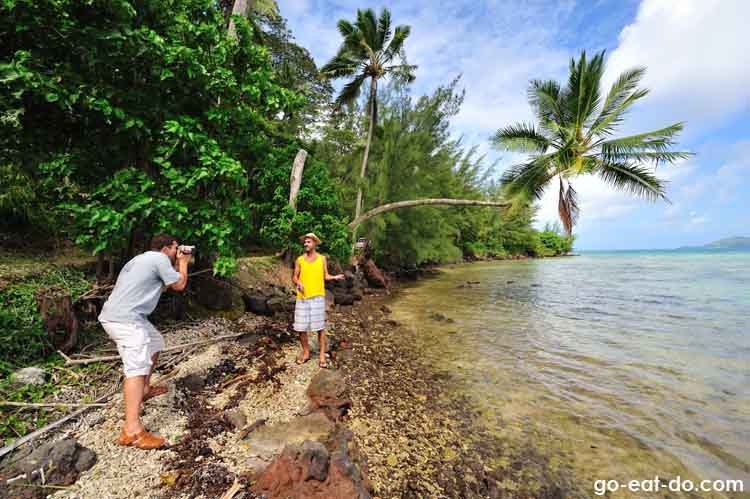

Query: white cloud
[[604, 0, 750, 135]]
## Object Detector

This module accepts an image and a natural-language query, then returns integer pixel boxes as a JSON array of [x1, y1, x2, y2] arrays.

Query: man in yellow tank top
[[293, 232, 345, 368]]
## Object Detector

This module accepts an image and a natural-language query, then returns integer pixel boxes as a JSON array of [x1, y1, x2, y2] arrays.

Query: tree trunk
[[288, 149, 307, 211], [228, 0, 254, 40], [353, 78, 377, 242], [348, 198, 510, 231]]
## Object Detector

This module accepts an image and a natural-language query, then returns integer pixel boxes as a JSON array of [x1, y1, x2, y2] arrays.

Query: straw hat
[[299, 232, 321, 245]]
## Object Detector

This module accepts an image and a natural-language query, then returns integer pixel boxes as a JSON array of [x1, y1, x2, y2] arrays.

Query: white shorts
[[100, 320, 165, 377], [293, 296, 326, 332]]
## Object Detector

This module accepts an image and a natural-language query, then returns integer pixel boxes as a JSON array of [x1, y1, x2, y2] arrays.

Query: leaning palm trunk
[[227, 0, 253, 39], [349, 198, 510, 231], [353, 79, 377, 241]]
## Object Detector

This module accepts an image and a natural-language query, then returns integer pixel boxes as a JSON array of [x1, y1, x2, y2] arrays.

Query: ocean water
[[391, 250, 750, 497]]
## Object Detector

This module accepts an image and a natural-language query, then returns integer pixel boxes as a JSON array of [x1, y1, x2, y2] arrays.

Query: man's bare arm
[[170, 252, 190, 292], [323, 256, 345, 281], [293, 258, 303, 291]]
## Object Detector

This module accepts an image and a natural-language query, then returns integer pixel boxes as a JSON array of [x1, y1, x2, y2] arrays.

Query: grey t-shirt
[[98, 251, 182, 323]]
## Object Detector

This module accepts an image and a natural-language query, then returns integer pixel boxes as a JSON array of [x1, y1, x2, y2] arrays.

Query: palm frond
[[528, 79, 563, 124], [564, 50, 606, 131], [499, 156, 555, 200], [589, 67, 646, 136], [319, 51, 361, 79], [491, 123, 550, 153], [600, 123, 690, 164], [334, 73, 368, 109], [597, 161, 667, 201], [356, 8, 379, 50], [558, 177, 579, 235], [337, 19, 355, 38], [385, 63, 417, 84], [377, 8, 392, 51], [383, 25, 411, 63]]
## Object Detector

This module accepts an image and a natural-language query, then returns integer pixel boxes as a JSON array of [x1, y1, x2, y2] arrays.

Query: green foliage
[[316, 79, 550, 268], [0, 268, 89, 377], [249, 145, 351, 261], [492, 50, 691, 235], [1, 0, 300, 274], [538, 222, 575, 256]]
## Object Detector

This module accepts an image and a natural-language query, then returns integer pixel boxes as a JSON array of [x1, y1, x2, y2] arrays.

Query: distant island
[[678, 236, 750, 250]]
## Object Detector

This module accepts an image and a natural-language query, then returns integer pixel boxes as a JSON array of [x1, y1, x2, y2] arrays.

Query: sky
[[282, 0, 750, 250]]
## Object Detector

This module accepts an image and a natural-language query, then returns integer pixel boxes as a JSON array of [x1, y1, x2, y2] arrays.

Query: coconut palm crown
[[492, 50, 691, 235], [320, 7, 417, 226]]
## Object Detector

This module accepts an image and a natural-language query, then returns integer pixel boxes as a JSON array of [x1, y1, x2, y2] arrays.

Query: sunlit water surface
[[390, 250, 750, 497]]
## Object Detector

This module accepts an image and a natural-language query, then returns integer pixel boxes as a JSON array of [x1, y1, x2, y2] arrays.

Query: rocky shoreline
[[1, 260, 582, 499]]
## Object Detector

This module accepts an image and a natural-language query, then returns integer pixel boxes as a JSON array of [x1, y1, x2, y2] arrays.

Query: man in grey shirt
[[99, 234, 190, 449]]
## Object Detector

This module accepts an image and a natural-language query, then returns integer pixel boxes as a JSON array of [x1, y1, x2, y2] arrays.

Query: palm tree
[[492, 50, 691, 235], [320, 8, 417, 232]]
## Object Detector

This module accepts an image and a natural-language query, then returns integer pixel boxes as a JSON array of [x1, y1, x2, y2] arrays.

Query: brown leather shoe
[[117, 429, 166, 449], [143, 385, 168, 402]]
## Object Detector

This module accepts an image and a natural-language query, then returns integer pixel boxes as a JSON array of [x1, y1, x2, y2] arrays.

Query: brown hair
[[150, 234, 178, 251]]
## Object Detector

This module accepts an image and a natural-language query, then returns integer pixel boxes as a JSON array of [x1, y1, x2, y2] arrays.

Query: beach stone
[[334, 292, 355, 306], [177, 373, 205, 393], [362, 259, 388, 288], [244, 412, 334, 474], [14, 438, 97, 487], [225, 409, 247, 430], [380, 305, 392, 314], [325, 290, 335, 311], [11, 367, 46, 386], [243, 294, 270, 316], [306, 369, 351, 421]]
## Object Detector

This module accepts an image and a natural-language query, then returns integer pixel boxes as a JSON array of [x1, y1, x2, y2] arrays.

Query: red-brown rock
[[252, 429, 372, 499], [362, 259, 388, 289], [306, 369, 351, 421]]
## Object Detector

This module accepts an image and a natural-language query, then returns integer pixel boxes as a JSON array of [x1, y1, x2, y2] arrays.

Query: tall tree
[[492, 50, 691, 235], [320, 8, 416, 233]]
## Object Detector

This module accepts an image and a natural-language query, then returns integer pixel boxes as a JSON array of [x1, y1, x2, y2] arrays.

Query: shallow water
[[391, 250, 750, 497]]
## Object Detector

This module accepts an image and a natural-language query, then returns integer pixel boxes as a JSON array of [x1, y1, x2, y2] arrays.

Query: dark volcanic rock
[[192, 277, 236, 310], [12, 438, 96, 493], [334, 293, 355, 306], [306, 369, 352, 421], [243, 294, 270, 315], [177, 373, 205, 393]]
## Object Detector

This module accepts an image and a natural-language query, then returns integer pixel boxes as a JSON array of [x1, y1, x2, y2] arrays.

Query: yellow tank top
[[297, 254, 325, 299]]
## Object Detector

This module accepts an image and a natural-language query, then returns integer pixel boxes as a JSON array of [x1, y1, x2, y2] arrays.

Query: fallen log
[[61, 332, 247, 366], [0, 388, 117, 459], [0, 402, 107, 409]]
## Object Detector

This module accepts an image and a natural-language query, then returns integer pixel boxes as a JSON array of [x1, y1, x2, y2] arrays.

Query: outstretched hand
[[335, 274, 346, 281]]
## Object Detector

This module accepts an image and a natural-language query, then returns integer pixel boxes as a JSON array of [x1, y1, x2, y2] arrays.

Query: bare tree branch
[[348, 198, 510, 230]]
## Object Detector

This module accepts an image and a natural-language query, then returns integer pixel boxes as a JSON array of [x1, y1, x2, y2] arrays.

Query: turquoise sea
[[391, 249, 749, 497]]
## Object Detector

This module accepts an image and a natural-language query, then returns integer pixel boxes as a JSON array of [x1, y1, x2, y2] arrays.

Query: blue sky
[[282, 0, 750, 250]]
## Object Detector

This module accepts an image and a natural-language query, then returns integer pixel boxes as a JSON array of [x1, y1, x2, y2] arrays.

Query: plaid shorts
[[293, 295, 326, 332]]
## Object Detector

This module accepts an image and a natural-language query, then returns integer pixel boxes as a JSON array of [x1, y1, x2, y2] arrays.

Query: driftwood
[[219, 478, 243, 499], [62, 332, 247, 366], [288, 149, 307, 211], [227, 0, 252, 39], [37, 292, 79, 353], [349, 198, 510, 231], [0, 401, 107, 408], [238, 417, 267, 439], [0, 388, 118, 459]]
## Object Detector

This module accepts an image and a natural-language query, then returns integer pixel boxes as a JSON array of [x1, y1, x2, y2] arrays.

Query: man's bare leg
[[123, 375, 146, 435], [143, 352, 159, 397], [297, 331, 310, 364], [318, 330, 326, 367]]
